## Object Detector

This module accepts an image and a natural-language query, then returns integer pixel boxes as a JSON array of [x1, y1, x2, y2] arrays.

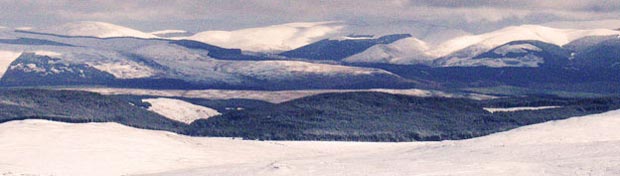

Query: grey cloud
[[0, 0, 618, 33], [406, 0, 620, 11]]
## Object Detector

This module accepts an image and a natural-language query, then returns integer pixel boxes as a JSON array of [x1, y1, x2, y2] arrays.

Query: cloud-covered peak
[[186, 21, 344, 52], [35, 21, 158, 38]]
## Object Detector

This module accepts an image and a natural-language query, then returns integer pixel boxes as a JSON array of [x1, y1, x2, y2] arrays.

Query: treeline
[[1, 89, 619, 142], [0, 89, 187, 133], [187, 92, 620, 141]]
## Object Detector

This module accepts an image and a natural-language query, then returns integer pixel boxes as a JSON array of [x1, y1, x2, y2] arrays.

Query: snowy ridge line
[[34, 21, 158, 39], [483, 106, 562, 113], [429, 25, 620, 57], [149, 30, 188, 35], [346, 24, 620, 66], [183, 21, 344, 52]]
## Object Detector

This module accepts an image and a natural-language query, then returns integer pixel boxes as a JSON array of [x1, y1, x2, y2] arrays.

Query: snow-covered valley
[[1, 109, 619, 176]]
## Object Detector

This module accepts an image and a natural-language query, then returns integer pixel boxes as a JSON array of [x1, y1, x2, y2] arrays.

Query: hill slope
[[2, 109, 620, 176], [188, 92, 620, 141], [279, 34, 411, 60], [0, 89, 186, 132]]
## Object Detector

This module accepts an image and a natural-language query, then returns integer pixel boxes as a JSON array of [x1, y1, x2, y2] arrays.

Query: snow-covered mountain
[[346, 25, 620, 67], [434, 40, 571, 68], [22, 21, 618, 69], [185, 21, 344, 52], [344, 37, 434, 64], [0, 29, 404, 89], [431, 25, 620, 57], [1, 21, 618, 90], [27, 21, 343, 52], [33, 21, 158, 38], [279, 34, 411, 61], [568, 35, 620, 69], [1, 109, 619, 176]]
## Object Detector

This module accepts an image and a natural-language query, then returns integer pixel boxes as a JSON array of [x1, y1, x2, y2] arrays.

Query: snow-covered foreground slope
[[34, 21, 158, 38], [2, 109, 620, 176], [142, 98, 220, 124], [186, 21, 343, 52]]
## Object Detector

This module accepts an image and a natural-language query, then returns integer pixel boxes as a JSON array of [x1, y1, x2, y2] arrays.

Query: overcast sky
[[1, 0, 619, 34]]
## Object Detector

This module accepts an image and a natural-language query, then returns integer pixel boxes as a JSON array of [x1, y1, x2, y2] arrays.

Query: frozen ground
[[1, 109, 619, 176]]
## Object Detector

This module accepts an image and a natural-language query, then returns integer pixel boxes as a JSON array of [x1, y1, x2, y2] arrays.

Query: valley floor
[[1, 110, 620, 176], [63, 87, 492, 103]]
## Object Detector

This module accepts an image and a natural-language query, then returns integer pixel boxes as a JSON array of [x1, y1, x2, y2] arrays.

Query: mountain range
[[0, 21, 618, 95]]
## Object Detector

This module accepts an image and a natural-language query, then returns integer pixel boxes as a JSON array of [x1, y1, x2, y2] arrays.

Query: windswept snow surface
[[483, 106, 562, 113], [1, 109, 620, 176], [142, 98, 220, 124], [0, 50, 22, 77], [186, 21, 344, 52], [36, 21, 158, 38]]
